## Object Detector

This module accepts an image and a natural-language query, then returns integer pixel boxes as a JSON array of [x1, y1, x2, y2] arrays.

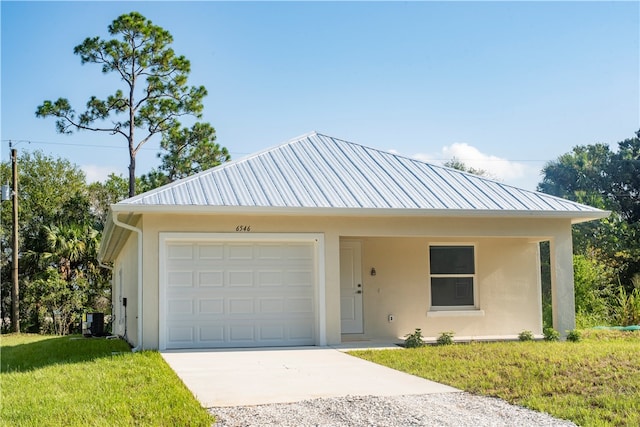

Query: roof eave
[[569, 210, 611, 224], [97, 211, 114, 263], [111, 203, 610, 222], [98, 211, 139, 263]]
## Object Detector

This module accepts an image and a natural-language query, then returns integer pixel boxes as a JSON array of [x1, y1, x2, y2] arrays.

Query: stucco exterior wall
[[113, 230, 139, 346], [113, 212, 573, 349], [356, 237, 542, 340]]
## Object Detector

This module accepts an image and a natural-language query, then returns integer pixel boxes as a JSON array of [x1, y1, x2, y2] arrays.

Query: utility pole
[[10, 145, 19, 333]]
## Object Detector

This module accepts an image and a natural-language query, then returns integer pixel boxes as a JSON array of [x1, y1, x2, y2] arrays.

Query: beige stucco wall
[[112, 212, 574, 349], [113, 228, 139, 346], [357, 236, 542, 340]]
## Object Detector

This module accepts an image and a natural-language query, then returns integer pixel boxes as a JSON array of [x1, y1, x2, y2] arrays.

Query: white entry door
[[340, 241, 363, 334]]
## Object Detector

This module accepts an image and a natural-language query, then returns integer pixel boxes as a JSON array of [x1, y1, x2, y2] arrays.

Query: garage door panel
[[166, 295, 314, 317], [257, 270, 283, 286], [168, 326, 194, 343], [228, 271, 254, 287], [286, 244, 314, 260], [199, 325, 225, 343], [197, 244, 224, 260], [257, 244, 284, 259], [163, 239, 317, 349], [168, 299, 193, 315], [167, 244, 194, 260], [165, 321, 317, 349], [286, 297, 314, 313], [167, 271, 193, 287], [199, 298, 224, 314], [289, 321, 314, 341], [228, 298, 255, 314], [258, 323, 285, 341], [286, 270, 314, 286], [229, 324, 255, 341], [259, 298, 284, 313], [227, 244, 254, 259], [198, 271, 224, 287]]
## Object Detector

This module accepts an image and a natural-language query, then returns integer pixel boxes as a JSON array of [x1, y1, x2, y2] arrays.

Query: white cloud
[[81, 164, 120, 183], [413, 143, 528, 182], [412, 152, 436, 163]]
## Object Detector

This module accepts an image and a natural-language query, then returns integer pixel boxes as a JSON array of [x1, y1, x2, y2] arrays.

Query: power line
[[1, 139, 251, 156], [1, 138, 547, 162], [2, 139, 156, 150]]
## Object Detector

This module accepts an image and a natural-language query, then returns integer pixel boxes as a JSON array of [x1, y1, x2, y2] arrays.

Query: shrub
[[573, 255, 614, 328], [436, 331, 455, 346], [576, 310, 611, 330], [543, 327, 560, 341], [566, 329, 581, 342], [612, 277, 640, 326], [518, 330, 534, 341], [404, 328, 425, 348]]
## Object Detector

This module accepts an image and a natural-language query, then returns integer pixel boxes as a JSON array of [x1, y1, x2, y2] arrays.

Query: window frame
[[428, 243, 478, 311]]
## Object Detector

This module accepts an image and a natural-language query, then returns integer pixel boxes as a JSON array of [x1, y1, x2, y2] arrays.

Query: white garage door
[[160, 235, 318, 349]]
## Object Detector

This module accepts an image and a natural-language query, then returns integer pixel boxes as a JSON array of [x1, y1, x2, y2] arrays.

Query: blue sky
[[2, 1, 638, 191]]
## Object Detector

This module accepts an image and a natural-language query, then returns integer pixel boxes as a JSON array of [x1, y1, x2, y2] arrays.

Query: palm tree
[[25, 223, 104, 334]]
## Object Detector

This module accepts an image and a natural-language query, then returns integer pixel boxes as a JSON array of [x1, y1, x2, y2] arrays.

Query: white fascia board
[[97, 211, 115, 262], [110, 203, 610, 222], [570, 211, 611, 224]]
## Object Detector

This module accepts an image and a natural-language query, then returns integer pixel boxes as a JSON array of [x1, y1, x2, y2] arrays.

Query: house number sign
[[235, 225, 252, 232]]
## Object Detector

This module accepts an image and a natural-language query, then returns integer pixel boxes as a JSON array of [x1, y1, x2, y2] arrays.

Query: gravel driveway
[[212, 393, 577, 426]]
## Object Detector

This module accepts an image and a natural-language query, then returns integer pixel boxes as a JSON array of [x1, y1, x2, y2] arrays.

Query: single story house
[[98, 132, 608, 350]]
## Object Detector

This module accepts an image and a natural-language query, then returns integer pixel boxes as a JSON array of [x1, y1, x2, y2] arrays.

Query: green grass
[[350, 329, 640, 426], [1, 334, 213, 426]]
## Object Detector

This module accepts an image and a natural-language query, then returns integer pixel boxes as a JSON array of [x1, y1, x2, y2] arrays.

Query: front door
[[340, 241, 363, 334]]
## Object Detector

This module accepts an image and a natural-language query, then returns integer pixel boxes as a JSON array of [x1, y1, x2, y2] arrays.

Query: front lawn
[[350, 329, 640, 426], [0, 334, 213, 427]]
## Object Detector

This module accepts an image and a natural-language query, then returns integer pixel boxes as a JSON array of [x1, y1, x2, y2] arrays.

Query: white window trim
[[427, 310, 485, 318], [428, 242, 480, 312]]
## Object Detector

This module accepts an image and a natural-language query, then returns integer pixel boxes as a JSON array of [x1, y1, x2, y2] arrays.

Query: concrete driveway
[[161, 346, 459, 407]]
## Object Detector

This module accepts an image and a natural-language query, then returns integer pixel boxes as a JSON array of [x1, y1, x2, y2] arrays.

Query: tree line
[[0, 143, 228, 334], [2, 10, 638, 334], [3, 12, 229, 333], [4, 130, 638, 334], [539, 130, 640, 327], [448, 131, 640, 327]]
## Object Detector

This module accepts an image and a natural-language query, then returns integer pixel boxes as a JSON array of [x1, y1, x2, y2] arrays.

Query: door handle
[[356, 290, 362, 294]]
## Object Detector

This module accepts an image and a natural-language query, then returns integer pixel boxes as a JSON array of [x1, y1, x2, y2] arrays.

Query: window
[[429, 245, 476, 309]]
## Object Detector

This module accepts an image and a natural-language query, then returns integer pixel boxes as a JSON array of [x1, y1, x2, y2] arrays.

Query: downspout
[[112, 212, 143, 352]]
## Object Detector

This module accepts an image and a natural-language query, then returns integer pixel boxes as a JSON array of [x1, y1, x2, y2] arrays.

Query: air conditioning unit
[[82, 312, 104, 337]]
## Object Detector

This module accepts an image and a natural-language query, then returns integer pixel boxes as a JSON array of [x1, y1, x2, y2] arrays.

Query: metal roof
[[116, 132, 607, 219]]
